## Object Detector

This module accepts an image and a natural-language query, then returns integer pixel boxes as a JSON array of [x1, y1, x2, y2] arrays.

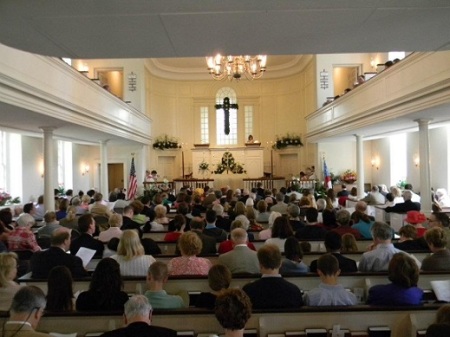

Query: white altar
[[191, 146, 264, 190]]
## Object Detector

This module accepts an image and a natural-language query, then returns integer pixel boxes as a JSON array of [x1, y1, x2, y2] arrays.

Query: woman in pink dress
[[168, 231, 212, 275]]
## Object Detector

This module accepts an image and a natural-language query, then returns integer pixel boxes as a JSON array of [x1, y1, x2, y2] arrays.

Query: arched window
[[216, 87, 238, 145]]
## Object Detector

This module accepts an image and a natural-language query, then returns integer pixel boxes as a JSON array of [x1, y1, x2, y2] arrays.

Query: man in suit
[[121, 206, 143, 238], [213, 204, 231, 232], [203, 209, 227, 242], [360, 185, 385, 205], [242, 244, 303, 309], [310, 231, 358, 273], [270, 193, 288, 215], [70, 213, 104, 258], [31, 228, 87, 278], [337, 184, 350, 197], [100, 295, 177, 337], [0, 286, 51, 337], [218, 228, 260, 274], [176, 217, 216, 255], [385, 190, 421, 213]]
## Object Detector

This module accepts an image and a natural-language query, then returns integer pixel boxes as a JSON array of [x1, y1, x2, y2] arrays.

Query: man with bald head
[[30, 227, 87, 278], [218, 228, 260, 274], [385, 190, 421, 213]]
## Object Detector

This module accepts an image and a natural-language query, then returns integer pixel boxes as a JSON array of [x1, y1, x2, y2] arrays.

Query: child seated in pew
[[303, 253, 357, 306], [214, 288, 252, 337], [144, 261, 187, 309], [194, 264, 232, 309]]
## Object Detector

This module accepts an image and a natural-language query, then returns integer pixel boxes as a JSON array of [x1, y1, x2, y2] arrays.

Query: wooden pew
[[18, 271, 449, 301], [0, 304, 440, 337], [70, 250, 434, 275], [149, 239, 376, 255]]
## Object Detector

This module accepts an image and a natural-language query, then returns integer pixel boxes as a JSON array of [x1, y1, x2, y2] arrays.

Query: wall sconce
[[414, 156, 420, 167], [82, 165, 90, 176], [39, 160, 44, 178], [370, 58, 377, 70], [371, 157, 379, 170]]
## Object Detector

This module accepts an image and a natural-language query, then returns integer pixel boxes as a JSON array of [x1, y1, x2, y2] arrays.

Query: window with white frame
[[57, 140, 73, 189], [0, 131, 22, 200], [216, 87, 238, 145], [390, 133, 406, 186], [388, 51, 406, 61], [0, 131, 5, 191], [244, 106, 254, 141], [200, 107, 209, 144]]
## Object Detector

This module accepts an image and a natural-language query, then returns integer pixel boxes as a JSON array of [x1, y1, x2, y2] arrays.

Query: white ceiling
[[0, 0, 450, 144], [1, 1, 449, 58]]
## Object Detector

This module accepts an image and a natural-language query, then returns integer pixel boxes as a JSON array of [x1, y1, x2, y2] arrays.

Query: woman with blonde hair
[[234, 201, 249, 230], [341, 233, 358, 253], [59, 206, 79, 230], [99, 213, 123, 243], [111, 229, 155, 276], [78, 195, 91, 213], [0, 252, 21, 311], [154, 204, 169, 225], [168, 231, 212, 275]]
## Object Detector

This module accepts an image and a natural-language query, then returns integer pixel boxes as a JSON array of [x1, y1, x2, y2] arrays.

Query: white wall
[[315, 53, 373, 108], [430, 126, 450, 192], [21, 135, 47, 202], [72, 59, 147, 113], [146, 59, 317, 178]]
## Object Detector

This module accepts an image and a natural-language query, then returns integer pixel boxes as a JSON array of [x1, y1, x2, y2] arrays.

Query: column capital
[[99, 139, 110, 145], [414, 118, 433, 126], [39, 126, 57, 133]]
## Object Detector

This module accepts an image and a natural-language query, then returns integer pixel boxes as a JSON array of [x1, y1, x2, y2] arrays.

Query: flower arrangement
[[0, 191, 20, 206], [341, 170, 357, 183], [57, 183, 65, 195], [198, 161, 210, 174], [273, 133, 303, 149], [397, 180, 407, 189], [213, 152, 246, 174], [152, 134, 181, 150]]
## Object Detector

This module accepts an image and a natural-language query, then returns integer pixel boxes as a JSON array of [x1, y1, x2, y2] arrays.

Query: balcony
[[0, 43, 151, 145], [306, 51, 450, 142]]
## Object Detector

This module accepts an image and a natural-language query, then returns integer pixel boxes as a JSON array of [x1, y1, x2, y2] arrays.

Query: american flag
[[323, 159, 332, 189], [127, 157, 138, 200]]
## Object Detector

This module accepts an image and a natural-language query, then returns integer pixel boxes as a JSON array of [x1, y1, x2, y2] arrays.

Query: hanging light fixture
[[206, 54, 267, 80]]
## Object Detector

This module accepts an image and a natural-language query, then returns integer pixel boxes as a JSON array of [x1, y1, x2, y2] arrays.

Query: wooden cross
[[215, 97, 239, 135]]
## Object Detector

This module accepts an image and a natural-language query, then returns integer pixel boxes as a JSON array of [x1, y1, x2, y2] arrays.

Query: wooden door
[[108, 163, 124, 191], [158, 157, 176, 180]]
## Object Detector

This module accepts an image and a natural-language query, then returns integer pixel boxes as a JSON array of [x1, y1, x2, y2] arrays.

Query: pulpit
[[191, 147, 264, 190]]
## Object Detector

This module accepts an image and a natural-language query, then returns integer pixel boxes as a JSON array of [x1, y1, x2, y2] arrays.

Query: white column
[[141, 145, 149, 183], [416, 119, 432, 214], [355, 134, 365, 199], [40, 127, 56, 211], [99, 140, 109, 197]]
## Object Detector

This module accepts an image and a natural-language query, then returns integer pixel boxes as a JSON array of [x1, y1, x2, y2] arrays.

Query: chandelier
[[206, 54, 267, 81]]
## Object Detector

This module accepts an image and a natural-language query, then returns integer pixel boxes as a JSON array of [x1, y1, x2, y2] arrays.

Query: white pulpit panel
[[191, 147, 264, 189]]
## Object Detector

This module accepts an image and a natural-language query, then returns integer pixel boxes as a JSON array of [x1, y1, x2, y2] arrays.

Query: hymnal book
[[305, 329, 327, 337], [368, 326, 390, 337], [430, 280, 450, 302], [285, 332, 306, 337]]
